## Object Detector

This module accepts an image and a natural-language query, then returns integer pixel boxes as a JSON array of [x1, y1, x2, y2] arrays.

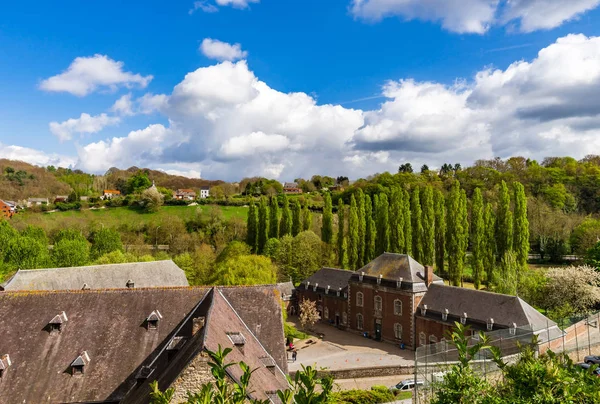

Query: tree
[[471, 188, 484, 289], [483, 203, 496, 287], [513, 182, 529, 272], [411, 187, 424, 262], [4, 236, 50, 270], [398, 163, 413, 173], [0, 219, 18, 261], [364, 194, 376, 262], [257, 197, 269, 253], [422, 185, 435, 266], [126, 171, 152, 194], [496, 251, 518, 295], [216, 241, 251, 264], [173, 244, 216, 286], [376, 193, 390, 256], [496, 180, 513, 259], [402, 189, 412, 255], [348, 195, 359, 270], [276, 231, 323, 283], [140, 186, 164, 213], [434, 190, 446, 275], [357, 189, 366, 267], [299, 299, 320, 331], [279, 195, 292, 237], [246, 200, 258, 253], [446, 181, 467, 286], [542, 265, 600, 317], [90, 228, 123, 260], [389, 187, 405, 254], [459, 189, 469, 287], [421, 164, 430, 173], [263, 238, 281, 259], [53, 238, 90, 267], [302, 199, 312, 231], [337, 198, 346, 268], [211, 254, 277, 286], [292, 199, 301, 237], [321, 193, 333, 244], [269, 196, 279, 239]]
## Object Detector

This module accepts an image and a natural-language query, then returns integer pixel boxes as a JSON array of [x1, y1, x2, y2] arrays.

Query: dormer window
[[396, 277, 403, 288], [126, 279, 135, 288], [326, 285, 330, 295], [313, 283, 318, 292], [306, 281, 310, 289], [146, 310, 163, 329], [359, 272, 364, 282], [82, 283, 90, 290], [421, 304, 428, 316], [509, 322, 517, 336], [442, 308, 449, 321], [337, 288, 341, 297], [48, 311, 68, 333], [377, 274, 382, 285], [460, 312, 467, 325], [70, 351, 90, 376], [487, 318, 494, 331], [0, 354, 11, 378], [227, 332, 246, 346]]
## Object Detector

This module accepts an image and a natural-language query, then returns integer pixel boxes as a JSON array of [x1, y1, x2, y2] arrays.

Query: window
[[394, 323, 403, 340], [429, 335, 438, 344], [419, 332, 426, 347], [342, 312, 347, 325], [324, 307, 329, 319], [374, 295, 382, 311], [357, 314, 364, 330], [318, 294, 322, 301], [356, 292, 364, 307], [394, 299, 402, 316], [317, 305, 323, 319]]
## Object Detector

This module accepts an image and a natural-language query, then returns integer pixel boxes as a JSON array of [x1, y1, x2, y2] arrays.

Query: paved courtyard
[[287, 318, 414, 373]]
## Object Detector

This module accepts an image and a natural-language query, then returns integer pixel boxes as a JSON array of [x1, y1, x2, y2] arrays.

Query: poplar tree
[[279, 195, 292, 237], [446, 181, 464, 286], [321, 193, 333, 243], [389, 187, 404, 253], [365, 194, 376, 262], [376, 193, 390, 255], [496, 180, 513, 259], [337, 198, 346, 268], [459, 189, 469, 287], [402, 189, 412, 255], [411, 187, 423, 262], [269, 196, 279, 239], [302, 200, 312, 231], [434, 189, 446, 275], [422, 185, 435, 266], [483, 203, 496, 287], [348, 195, 359, 269], [257, 197, 269, 253], [471, 188, 484, 289], [292, 199, 301, 237], [246, 200, 258, 253], [513, 181, 530, 273], [357, 189, 366, 267]]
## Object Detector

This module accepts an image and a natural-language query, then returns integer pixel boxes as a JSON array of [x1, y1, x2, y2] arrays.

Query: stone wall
[[291, 364, 415, 380], [169, 351, 213, 403]]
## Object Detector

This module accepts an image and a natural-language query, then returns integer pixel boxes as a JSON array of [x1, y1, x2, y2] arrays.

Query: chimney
[[424, 265, 433, 287], [192, 316, 206, 335]]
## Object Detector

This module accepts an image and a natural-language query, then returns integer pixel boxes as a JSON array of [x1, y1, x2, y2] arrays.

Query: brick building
[[0, 199, 16, 219], [297, 268, 353, 326], [0, 286, 289, 403]]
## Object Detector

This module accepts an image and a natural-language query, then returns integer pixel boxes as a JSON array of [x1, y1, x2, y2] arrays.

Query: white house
[[200, 186, 210, 199]]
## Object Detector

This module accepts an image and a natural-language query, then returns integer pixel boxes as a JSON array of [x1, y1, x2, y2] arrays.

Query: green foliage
[[263, 238, 281, 259], [292, 199, 302, 237], [4, 235, 50, 270], [446, 182, 468, 286], [140, 187, 164, 213], [280, 194, 292, 237], [496, 251, 518, 295], [337, 198, 346, 268], [513, 182, 529, 271], [126, 171, 152, 194], [483, 203, 496, 287], [330, 386, 395, 404], [257, 197, 269, 253], [364, 194, 376, 263], [388, 187, 404, 254], [357, 189, 366, 267], [269, 195, 279, 239], [434, 190, 446, 275], [22, 225, 48, 245], [321, 193, 333, 243], [89, 228, 124, 260], [348, 195, 359, 270], [212, 254, 277, 286], [402, 189, 412, 255], [216, 241, 251, 263], [52, 238, 90, 267], [571, 218, 600, 256], [471, 188, 484, 289], [375, 193, 390, 256], [302, 199, 312, 232], [410, 187, 423, 263], [173, 245, 216, 285], [497, 180, 513, 260], [246, 200, 258, 253], [422, 185, 435, 266]]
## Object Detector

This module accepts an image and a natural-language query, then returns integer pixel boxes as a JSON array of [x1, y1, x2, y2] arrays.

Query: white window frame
[[394, 299, 402, 316], [374, 295, 382, 311], [394, 323, 403, 339], [356, 292, 364, 307], [357, 314, 364, 330]]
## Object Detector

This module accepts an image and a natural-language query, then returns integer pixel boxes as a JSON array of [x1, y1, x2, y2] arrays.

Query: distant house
[[0, 199, 16, 219], [283, 182, 303, 194], [200, 186, 210, 199], [0, 286, 289, 403], [0, 260, 189, 291], [54, 195, 68, 203], [27, 197, 49, 206], [175, 189, 196, 200], [102, 189, 121, 200]]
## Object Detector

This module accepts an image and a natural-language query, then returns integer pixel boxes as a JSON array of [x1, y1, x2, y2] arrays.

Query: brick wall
[[297, 289, 349, 327]]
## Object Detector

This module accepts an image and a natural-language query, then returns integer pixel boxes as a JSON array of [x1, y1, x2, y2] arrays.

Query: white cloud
[[0, 143, 76, 168], [200, 38, 248, 61], [189, 1, 218, 14], [138, 93, 169, 114], [350, 0, 600, 33], [111, 93, 134, 116], [49, 113, 120, 142], [220, 132, 290, 159], [189, 0, 258, 14], [215, 0, 259, 8], [39, 54, 153, 96]]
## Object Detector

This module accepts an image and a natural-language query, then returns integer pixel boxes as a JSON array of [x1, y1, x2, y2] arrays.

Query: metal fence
[[413, 311, 600, 404]]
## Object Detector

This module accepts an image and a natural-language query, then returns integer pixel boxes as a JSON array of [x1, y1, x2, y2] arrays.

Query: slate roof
[[0, 260, 189, 291], [275, 281, 295, 301], [0, 286, 289, 404], [417, 284, 561, 339], [283, 182, 299, 189], [298, 267, 355, 292]]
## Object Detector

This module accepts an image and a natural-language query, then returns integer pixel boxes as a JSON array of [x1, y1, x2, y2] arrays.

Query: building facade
[[0, 199, 16, 219], [200, 186, 210, 199], [175, 189, 196, 200]]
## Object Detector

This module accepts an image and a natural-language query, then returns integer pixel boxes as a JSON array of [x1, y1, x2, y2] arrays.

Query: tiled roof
[[0, 260, 189, 291], [356, 252, 443, 284], [299, 267, 354, 291]]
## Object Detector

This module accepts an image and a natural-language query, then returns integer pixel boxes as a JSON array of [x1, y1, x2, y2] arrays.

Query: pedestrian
[[292, 350, 297, 362]]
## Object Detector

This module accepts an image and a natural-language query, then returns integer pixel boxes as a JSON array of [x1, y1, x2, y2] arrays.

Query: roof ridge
[[429, 283, 515, 299], [0, 286, 210, 296], [14, 260, 176, 273]]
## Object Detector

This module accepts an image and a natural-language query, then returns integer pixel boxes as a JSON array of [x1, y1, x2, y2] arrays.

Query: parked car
[[390, 379, 425, 391], [577, 363, 600, 376], [584, 355, 600, 364]]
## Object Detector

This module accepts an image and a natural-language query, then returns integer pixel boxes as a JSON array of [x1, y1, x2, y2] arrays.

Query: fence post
[[586, 314, 592, 356], [574, 321, 580, 362]]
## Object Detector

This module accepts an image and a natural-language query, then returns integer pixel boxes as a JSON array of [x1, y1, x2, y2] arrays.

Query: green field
[[10, 205, 249, 231]]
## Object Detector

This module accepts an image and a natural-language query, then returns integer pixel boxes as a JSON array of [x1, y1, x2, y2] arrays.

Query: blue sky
[[2, 0, 600, 180]]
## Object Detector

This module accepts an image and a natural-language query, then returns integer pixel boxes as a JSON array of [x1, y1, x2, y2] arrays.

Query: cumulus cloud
[[189, 0, 258, 14], [39, 54, 153, 96], [110, 92, 168, 116], [350, 0, 600, 33], [49, 113, 121, 142], [200, 38, 248, 61], [0, 143, 76, 168], [215, 0, 259, 8], [189, 1, 218, 14], [66, 34, 600, 180], [111, 93, 134, 116]]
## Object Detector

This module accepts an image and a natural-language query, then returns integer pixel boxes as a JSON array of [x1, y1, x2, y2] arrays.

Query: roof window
[[442, 308, 449, 321], [460, 312, 468, 325], [82, 283, 90, 290], [70, 351, 90, 375], [126, 279, 135, 288], [0, 354, 11, 378], [146, 310, 163, 329], [487, 318, 494, 331], [48, 311, 68, 333], [227, 332, 246, 346]]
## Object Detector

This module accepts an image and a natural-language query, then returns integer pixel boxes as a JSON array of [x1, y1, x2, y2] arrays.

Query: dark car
[[577, 362, 600, 376], [584, 355, 600, 365]]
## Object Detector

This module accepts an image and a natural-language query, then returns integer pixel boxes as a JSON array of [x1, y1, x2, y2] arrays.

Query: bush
[[330, 388, 395, 404]]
